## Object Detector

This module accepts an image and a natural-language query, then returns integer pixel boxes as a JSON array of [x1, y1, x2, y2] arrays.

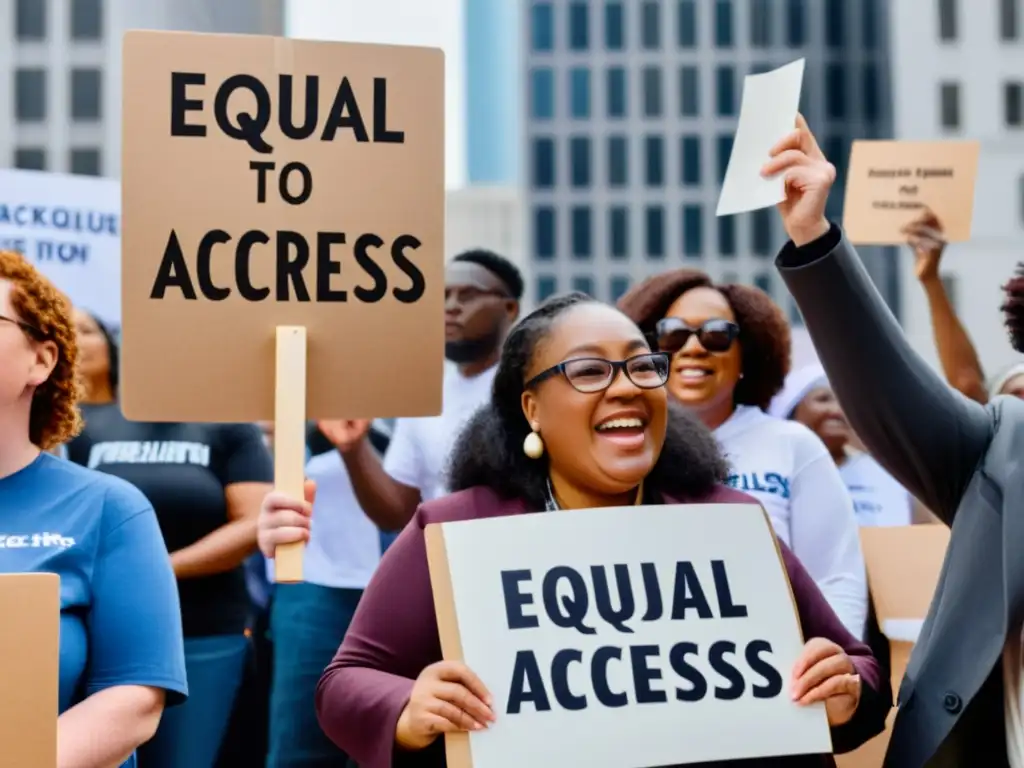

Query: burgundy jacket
[[316, 484, 890, 768]]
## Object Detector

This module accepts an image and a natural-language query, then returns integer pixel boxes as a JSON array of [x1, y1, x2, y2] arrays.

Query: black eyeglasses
[[655, 318, 739, 355], [524, 352, 671, 394], [0, 313, 45, 340]]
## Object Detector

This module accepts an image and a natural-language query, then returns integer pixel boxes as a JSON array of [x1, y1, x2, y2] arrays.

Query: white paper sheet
[[882, 619, 924, 643], [716, 59, 806, 217]]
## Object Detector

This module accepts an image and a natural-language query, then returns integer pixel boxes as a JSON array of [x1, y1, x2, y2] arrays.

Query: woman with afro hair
[[618, 270, 868, 640]]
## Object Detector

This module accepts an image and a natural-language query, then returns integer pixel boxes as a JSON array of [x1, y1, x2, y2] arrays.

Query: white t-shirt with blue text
[[839, 453, 913, 527]]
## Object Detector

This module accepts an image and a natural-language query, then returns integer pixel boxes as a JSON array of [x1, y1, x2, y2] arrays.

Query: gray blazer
[[776, 225, 1022, 768]]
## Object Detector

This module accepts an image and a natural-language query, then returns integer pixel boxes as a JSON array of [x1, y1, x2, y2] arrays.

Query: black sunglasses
[[0, 313, 45, 340], [655, 318, 739, 355], [524, 352, 671, 394]]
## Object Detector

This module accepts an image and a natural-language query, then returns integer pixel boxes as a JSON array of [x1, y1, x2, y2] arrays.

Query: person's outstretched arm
[[765, 116, 992, 524]]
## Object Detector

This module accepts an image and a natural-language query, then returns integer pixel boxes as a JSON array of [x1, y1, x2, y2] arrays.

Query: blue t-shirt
[[0, 454, 188, 765]]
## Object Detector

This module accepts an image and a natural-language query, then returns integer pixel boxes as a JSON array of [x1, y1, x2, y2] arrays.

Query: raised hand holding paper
[[716, 59, 806, 217]]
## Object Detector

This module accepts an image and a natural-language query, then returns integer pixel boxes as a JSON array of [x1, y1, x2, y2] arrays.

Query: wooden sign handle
[[274, 326, 307, 583]]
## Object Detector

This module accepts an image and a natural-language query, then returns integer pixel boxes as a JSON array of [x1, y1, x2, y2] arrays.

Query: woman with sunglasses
[[258, 293, 889, 766], [0, 251, 187, 767], [618, 273, 868, 640]]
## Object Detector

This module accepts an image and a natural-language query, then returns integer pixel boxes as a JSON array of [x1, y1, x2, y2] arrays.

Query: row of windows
[[15, 0, 103, 42], [529, 62, 880, 122], [938, 81, 1024, 130], [939, 0, 1021, 41], [530, 0, 877, 53], [534, 270, 779, 304], [13, 68, 103, 122], [532, 204, 776, 260], [13, 147, 103, 176]]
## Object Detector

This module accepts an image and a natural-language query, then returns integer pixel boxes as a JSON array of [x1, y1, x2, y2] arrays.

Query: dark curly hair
[[1002, 265, 1024, 353], [0, 250, 83, 449], [617, 270, 791, 410], [447, 292, 729, 510]]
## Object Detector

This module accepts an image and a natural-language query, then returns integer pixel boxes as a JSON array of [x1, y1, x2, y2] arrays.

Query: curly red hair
[[617, 269, 791, 409], [0, 250, 83, 449]]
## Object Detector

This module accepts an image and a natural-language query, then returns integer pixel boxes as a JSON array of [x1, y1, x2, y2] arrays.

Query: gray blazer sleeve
[[775, 224, 992, 524]]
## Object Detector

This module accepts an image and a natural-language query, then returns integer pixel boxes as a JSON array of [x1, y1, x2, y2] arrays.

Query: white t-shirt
[[383, 363, 497, 501], [266, 450, 382, 589], [715, 406, 868, 638], [839, 453, 913, 527]]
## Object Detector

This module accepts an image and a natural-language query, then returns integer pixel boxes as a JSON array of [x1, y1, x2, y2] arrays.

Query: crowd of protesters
[[2, 118, 1024, 767]]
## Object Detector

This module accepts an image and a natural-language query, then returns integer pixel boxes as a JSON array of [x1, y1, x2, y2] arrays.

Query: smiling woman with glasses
[[259, 291, 889, 766], [618, 271, 869, 643]]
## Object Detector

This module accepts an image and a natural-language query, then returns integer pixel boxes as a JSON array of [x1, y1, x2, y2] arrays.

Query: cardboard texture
[[842, 140, 979, 245], [120, 31, 445, 422], [836, 526, 950, 768], [0, 573, 59, 767]]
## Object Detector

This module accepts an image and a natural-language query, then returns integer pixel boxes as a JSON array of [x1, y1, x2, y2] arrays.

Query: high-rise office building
[[521, 0, 898, 322], [1, 0, 284, 179]]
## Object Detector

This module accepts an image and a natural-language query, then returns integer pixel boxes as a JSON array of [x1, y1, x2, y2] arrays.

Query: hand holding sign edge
[[790, 637, 861, 727], [395, 660, 496, 752]]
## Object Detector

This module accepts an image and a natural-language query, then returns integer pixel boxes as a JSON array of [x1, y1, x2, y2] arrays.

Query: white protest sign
[[0, 169, 121, 324], [716, 59, 805, 217], [426, 503, 831, 768]]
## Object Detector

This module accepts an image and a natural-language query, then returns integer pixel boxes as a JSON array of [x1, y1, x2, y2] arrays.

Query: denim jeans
[[268, 583, 363, 767], [138, 634, 249, 768]]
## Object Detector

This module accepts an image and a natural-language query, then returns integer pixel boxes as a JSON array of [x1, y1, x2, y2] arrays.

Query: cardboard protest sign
[[425, 504, 831, 768], [842, 140, 980, 245], [120, 31, 445, 423], [0, 574, 59, 767]]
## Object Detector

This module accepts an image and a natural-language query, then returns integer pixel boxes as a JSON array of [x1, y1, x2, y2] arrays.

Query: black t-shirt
[[66, 403, 273, 637]]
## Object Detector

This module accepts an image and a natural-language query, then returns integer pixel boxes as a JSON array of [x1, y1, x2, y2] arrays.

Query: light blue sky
[[286, 0, 466, 189]]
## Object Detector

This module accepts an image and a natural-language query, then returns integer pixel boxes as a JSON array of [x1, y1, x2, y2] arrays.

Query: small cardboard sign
[[842, 140, 980, 245], [120, 31, 445, 422], [0, 573, 59, 767], [425, 504, 831, 768]]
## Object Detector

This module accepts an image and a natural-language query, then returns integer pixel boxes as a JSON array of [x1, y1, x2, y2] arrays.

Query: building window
[[680, 135, 701, 186], [70, 68, 102, 120], [15, 69, 47, 122], [610, 276, 631, 301], [753, 271, 774, 297], [679, 66, 699, 116], [571, 206, 592, 258], [715, 66, 736, 117], [606, 67, 627, 117], [1019, 174, 1024, 225], [1002, 0, 1019, 40], [863, 64, 880, 121], [682, 205, 703, 257], [786, 0, 806, 46], [751, 209, 773, 255], [715, 0, 734, 47], [531, 138, 556, 188], [718, 216, 736, 256], [641, 1, 661, 48], [750, 62, 772, 75], [530, 69, 555, 119], [750, 0, 772, 47], [642, 67, 663, 117], [70, 0, 102, 40], [645, 206, 665, 258], [677, 0, 698, 46], [824, 0, 844, 48], [534, 207, 556, 259], [644, 135, 664, 187], [862, 0, 878, 48], [940, 82, 961, 129], [823, 135, 846, 219], [1006, 82, 1023, 127], [716, 134, 734, 183], [572, 276, 595, 296], [825, 65, 846, 119], [14, 148, 46, 171], [537, 275, 558, 301], [531, 3, 554, 51], [605, 1, 625, 49], [69, 148, 102, 176], [16, 0, 46, 40], [938, 0, 957, 41], [570, 136, 592, 187], [608, 136, 628, 186], [570, 68, 591, 118], [569, 2, 590, 49], [609, 207, 629, 258]]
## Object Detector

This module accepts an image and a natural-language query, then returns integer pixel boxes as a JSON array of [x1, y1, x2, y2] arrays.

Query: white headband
[[767, 363, 829, 420]]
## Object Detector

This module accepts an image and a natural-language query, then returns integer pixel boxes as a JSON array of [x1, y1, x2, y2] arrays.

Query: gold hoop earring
[[523, 431, 545, 459]]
